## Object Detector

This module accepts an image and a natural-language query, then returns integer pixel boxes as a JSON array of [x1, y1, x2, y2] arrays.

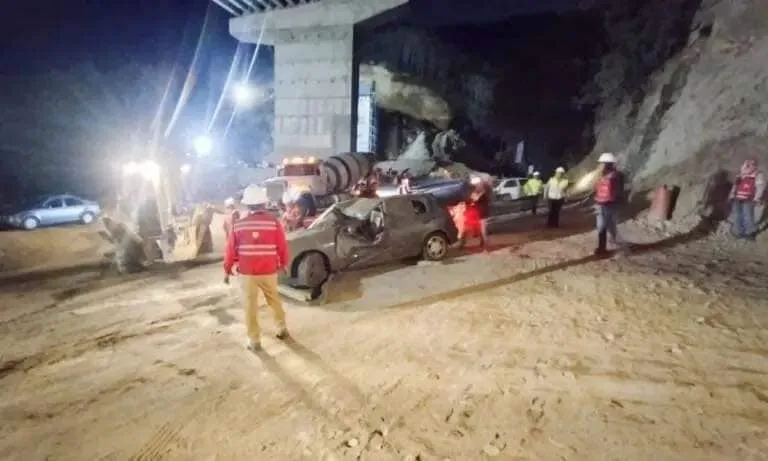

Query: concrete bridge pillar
[[230, 0, 407, 161]]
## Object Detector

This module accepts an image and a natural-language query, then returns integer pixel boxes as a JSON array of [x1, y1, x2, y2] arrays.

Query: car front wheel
[[22, 216, 40, 230], [81, 212, 96, 224], [295, 252, 329, 289], [422, 232, 449, 261]]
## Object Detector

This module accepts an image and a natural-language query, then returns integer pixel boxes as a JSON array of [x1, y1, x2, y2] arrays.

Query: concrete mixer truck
[[262, 152, 377, 218]]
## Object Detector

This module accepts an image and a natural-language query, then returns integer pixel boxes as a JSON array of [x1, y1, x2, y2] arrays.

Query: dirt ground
[[1, 210, 767, 461], [0, 224, 108, 273], [0, 213, 230, 274]]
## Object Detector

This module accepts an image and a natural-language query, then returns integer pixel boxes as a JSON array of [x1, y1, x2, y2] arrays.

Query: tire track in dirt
[[0, 323, 177, 382], [128, 385, 234, 461]]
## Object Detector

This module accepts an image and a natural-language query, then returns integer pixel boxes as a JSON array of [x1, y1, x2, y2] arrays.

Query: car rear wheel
[[295, 252, 329, 289], [22, 216, 40, 230], [422, 232, 449, 261], [81, 212, 96, 224]]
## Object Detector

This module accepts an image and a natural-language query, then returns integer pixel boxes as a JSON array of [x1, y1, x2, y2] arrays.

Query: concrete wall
[[229, 0, 409, 162], [272, 26, 353, 160]]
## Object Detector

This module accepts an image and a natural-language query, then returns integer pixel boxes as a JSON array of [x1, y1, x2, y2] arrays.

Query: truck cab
[[264, 156, 326, 205]]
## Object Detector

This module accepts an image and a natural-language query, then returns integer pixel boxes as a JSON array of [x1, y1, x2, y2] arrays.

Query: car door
[[383, 196, 425, 259], [337, 203, 395, 269], [508, 179, 521, 199], [518, 178, 528, 198], [63, 196, 86, 223], [40, 197, 67, 225]]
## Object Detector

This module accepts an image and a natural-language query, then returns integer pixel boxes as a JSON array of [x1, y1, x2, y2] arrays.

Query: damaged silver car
[[283, 194, 459, 289]]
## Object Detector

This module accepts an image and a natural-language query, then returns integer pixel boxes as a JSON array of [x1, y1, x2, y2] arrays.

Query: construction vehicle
[[104, 155, 203, 272], [263, 152, 377, 217]]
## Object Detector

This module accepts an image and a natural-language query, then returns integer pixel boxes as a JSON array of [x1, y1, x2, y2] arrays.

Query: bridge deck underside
[[213, 0, 320, 15]]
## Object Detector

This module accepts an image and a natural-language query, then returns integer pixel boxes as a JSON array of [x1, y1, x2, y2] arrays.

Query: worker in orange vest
[[224, 185, 290, 351], [593, 153, 627, 255], [730, 158, 765, 240]]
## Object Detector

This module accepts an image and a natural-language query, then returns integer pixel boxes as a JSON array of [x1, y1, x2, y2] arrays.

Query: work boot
[[594, 230, 608, 255], [276, 329, 290, 341], [246, 338, 262, 352]]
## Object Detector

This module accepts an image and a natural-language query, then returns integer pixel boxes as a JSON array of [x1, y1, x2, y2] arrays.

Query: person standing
[[473, 177, 491, 249], [222, 197, 240, 241], [224, 185, 290, 351], [730, 158, 765, 240], [545, 167, 569, 228], [524, 171, 544, 214], [397, 171, 413, 195], [593, 153, 626, 255]]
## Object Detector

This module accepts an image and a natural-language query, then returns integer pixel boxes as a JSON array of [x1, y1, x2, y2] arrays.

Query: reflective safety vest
[[224, 212, 289, 276], [735, 174, 757, 200], [595, 172, 618, 204], [463, 201, 482, 233]]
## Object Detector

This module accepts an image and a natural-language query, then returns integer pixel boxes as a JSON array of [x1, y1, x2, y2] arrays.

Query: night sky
[[1, 0, 581, 74], [0, 0, 582, 200], [1, 0, 222, 74]]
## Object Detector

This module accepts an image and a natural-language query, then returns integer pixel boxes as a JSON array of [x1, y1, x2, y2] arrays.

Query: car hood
[[286, 226, 338, 256]]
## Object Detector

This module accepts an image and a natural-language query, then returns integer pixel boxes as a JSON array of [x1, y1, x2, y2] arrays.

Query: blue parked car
[[2, 194, 101, 230]]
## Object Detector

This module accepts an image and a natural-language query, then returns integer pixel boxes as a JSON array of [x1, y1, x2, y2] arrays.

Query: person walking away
[[458, 198, 482, 249], [545, 167, 569, 228], [593, 153, 626, 255], [224, 185, 290, 351], [470, 177, 491, 249], [458, 183, 487, 250], [397, 171, 413, 195], [523, 171, 544, 214], [223, 197, 240, 241], [730, 158, 765, 240]]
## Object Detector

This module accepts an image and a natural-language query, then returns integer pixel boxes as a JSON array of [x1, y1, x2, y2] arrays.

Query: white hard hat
[[555, 167, 565, 173], [241, 185, 268, 206], [533, 171, 540, 176], [224, 197, 235, 207], [598, 152, 616, 163]]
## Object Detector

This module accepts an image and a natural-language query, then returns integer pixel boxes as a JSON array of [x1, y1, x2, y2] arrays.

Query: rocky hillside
[[578, 0, 768, 220]]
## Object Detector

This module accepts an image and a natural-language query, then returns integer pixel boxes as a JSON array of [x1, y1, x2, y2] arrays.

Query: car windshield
[[307, 198, 380, 230]]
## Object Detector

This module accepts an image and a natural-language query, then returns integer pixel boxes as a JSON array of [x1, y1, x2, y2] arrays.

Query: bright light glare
[[122, 160, 160, 181], [233, 84, 263, 107], [122, 162, 140, 175], [180, 163, 191, 174], [193, 135, 213, 156]]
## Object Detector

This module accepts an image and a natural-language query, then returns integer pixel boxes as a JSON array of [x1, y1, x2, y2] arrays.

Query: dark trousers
[[547, 199, 564, 227], [530, 196, 539, 215]]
